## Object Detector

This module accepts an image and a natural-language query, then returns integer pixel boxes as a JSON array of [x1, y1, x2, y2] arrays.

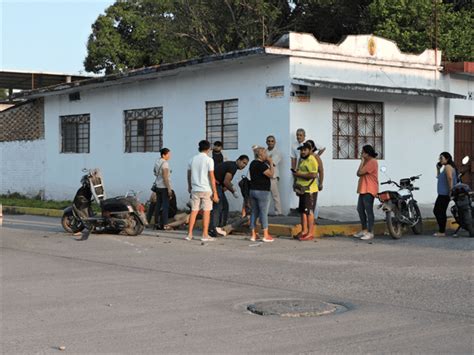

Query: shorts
[[298, 192, 317, 215], [190, 191, 213, 211]]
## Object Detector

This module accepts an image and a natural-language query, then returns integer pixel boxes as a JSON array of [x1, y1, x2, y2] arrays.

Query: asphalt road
[[1, 215, 473, 354]]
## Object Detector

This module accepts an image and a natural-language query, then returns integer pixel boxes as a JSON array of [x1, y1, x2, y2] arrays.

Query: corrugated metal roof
[[12, 48, 268, 100]]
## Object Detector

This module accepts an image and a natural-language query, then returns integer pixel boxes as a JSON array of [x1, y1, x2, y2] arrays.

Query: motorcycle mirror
[[462, 156, 470, 165], [380, 166, 387, 173]]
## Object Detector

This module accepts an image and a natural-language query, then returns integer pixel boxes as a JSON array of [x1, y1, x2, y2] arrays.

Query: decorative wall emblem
[[368, 37, 376, 56]]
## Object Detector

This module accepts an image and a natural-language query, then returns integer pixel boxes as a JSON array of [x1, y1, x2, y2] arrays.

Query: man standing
[[292, 142, 319, 241], [291, 129, 326, 170], [186, 140, 219, 241], [210, 154, 250, 237], [266, 135, 283, 216], [291, 128, 306, 170], [211, 141, 227, 165], [153, 148, 173, 230]]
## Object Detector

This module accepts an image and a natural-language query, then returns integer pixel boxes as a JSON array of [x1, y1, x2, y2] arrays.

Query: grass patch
[[0, 193, 72, 210]]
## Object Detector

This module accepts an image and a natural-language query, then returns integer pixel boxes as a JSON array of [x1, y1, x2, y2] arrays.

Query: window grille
[[332, 99, 384, 159], [60, 114, 90, 153], [206, 99, 238, 150], [124, 107, 163, 153]]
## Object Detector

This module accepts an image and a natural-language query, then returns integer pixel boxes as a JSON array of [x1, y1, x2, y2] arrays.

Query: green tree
[[368, 0, 473, 61], [84, 0, 190, 74], [84, 0, 473, 73], [291, 0, 373, 43], [84, 0, 292, 73]]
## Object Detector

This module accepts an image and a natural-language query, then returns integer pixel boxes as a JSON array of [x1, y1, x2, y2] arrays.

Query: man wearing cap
[[292, 142, 319, 241]]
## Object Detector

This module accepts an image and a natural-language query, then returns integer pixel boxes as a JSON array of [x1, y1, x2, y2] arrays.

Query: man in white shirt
[[291, 128, 325, 170], [266, 135, 283, 216], [186, 140, 219, 241]]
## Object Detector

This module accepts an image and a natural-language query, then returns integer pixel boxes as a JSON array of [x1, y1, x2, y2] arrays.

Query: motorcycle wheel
[[123, 215, 145, 236], [411, 203, 423, 235], [386, 211, 402, 239], [61, 213, 84, 233], [460, 208, 474, 237]]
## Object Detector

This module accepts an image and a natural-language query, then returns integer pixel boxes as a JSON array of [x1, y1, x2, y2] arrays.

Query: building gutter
[[292, 78, 466, 99]]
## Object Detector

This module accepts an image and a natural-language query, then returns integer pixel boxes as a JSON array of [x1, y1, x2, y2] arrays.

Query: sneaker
[[353, 230, 367, 238], [215, 227, 227, 237], [250, 235, 260, 242], [201, 236, 216, 242], [360, 233, 374, 240], [184, 236, 193, 241]]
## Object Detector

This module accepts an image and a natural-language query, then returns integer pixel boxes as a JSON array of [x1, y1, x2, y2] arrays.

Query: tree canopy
[[84, 0, 474, 74]]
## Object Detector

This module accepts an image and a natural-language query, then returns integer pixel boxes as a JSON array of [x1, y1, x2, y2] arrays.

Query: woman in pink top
[[354, 145, 379, 240]]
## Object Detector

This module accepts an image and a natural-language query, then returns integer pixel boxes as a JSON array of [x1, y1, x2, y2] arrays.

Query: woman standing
[[354, 145, 379, 240], [433, 152, 457, 237], [249, 147, 275, 242]]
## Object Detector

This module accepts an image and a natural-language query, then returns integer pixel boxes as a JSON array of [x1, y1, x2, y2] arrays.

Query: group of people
[[147, 128, 462, 242], [147, 129, 328, 242]]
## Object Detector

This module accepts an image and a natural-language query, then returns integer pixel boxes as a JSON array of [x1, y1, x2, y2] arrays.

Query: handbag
[[293, 178, 316, 196]]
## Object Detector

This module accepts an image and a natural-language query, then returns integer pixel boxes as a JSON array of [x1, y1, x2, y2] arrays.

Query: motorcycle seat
[[101, 197, 130, 212]]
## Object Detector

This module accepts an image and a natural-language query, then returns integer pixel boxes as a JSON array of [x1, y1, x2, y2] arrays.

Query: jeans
[[250, 190, 271, 230], [433, 195, 450, 233], [210, 185, 228, 231], [154, 188, 169, 226], [357, 193, 375, 232]]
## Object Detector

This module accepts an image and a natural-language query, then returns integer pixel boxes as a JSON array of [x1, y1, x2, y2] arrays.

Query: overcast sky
[[1, 0, 115, 74]]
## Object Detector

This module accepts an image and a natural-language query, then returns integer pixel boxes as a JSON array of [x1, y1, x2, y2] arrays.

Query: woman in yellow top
[[292, 142, 319, 241]]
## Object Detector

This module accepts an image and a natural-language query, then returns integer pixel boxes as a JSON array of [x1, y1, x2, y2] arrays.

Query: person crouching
[[292, 142, 319, 241]]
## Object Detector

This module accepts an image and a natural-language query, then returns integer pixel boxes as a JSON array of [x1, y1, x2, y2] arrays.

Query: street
[[1, 215, 473, 354]]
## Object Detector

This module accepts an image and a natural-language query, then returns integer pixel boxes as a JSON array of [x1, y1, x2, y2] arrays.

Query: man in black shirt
[[210, 154, 249, 237]]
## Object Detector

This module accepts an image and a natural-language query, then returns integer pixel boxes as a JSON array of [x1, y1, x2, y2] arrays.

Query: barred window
[[206, 99, 238, 150], [332, 99, 384, 159], [60, 114, 90, 153], [124, 107, 163, 153]]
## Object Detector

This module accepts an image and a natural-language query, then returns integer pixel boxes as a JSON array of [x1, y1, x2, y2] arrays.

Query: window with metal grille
[[206, 99, 238, 150], [60, 114, 90, 153], [332, 99, 384, 159], [124, 107, 163, 153]]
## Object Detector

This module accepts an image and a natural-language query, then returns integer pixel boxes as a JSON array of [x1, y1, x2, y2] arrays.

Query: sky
[[1, 0, 115, 75]]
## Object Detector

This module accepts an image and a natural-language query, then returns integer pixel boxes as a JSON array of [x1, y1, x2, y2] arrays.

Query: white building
[[2, 33, 473, 213]]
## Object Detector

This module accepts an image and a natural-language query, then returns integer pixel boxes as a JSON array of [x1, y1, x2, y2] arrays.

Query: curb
[[2, 205, 454, 238], [2, 206, 64, 218]]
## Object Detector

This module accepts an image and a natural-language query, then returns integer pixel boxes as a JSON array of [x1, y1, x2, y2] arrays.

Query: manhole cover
[[247, 299, 347, 317]]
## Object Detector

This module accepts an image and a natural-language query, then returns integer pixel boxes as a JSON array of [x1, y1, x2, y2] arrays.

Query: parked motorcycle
[[377, 168, 423, 239], [451, 156, 473, 237], [61, 169, 148, 237]]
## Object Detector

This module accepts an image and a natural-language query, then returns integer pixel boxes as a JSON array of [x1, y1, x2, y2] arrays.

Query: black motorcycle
[[378, 168, 423, 239], [62, 169, 148, 237], [451, 156, 473, 237]]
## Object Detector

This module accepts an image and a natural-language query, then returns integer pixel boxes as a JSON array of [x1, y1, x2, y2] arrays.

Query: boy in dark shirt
[[211, 141, 227, 165], [210, 155, 249, 237]]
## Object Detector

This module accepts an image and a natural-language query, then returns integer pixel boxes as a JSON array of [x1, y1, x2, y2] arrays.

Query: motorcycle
[[451, 156, 473, 237], [61, 169, 148, 237], [377, 167, 423, 239]]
